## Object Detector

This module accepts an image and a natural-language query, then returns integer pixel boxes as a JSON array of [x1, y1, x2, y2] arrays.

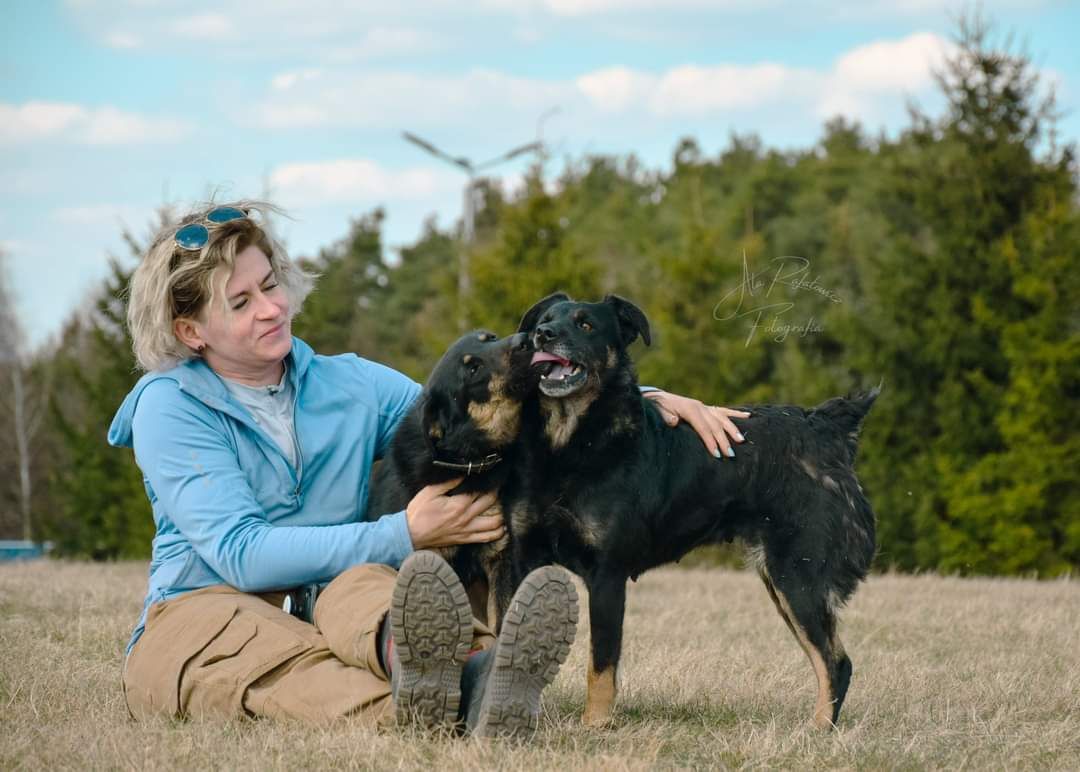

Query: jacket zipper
[[291, 385, 304, 498]]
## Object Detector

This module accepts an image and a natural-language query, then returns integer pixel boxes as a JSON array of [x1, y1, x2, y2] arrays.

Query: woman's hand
[[405, 477, 506, 549], [644, 390, 751, 459]]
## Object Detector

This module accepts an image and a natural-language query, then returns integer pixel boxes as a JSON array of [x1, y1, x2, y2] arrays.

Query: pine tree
[[849, 14, 1077, 573], [291, 209, 389, 357], [44, 254, 150, 558], [467, 169, 602, 334]]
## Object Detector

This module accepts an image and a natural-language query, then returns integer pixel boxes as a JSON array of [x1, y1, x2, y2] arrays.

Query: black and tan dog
[[505, 292, 878, 729], [367, 330, 536, 626]]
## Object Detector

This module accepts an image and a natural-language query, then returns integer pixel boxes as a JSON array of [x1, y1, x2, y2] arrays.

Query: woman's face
[[179, 245, 292, 384]]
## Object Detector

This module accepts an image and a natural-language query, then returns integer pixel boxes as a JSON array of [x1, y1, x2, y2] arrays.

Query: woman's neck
[[205, 355, 285, 387]]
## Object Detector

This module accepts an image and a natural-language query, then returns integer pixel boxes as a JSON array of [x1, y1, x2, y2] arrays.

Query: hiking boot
[[468, 565, 579, 738], [389, 550, 474, 730]]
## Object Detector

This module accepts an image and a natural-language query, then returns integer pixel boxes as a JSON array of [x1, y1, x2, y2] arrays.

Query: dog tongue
[[531, 351, 570, 367]]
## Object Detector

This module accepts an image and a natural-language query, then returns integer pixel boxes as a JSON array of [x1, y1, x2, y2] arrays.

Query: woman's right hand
[[405, 477, 505, 550]]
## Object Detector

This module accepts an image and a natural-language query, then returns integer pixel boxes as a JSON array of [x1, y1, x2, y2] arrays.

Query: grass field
[[1, 560, 1078, 770]]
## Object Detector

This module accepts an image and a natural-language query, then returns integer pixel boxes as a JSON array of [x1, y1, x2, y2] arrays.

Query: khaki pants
[[122, 563, 496, 725]]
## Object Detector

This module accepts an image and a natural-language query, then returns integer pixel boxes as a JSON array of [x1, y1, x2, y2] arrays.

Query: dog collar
[[431, 452, 503, 476]]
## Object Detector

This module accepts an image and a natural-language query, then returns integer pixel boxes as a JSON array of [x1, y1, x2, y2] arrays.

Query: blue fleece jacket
[[107, 337, 421, 654]]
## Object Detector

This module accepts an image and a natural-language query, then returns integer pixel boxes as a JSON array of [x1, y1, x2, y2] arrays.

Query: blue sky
[[2, 0, 1077, 349]]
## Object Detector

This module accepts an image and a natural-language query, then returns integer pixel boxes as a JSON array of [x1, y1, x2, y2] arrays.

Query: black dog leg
[[488, 557, 520, 635], [583, 571, 627, 726], [759, 565, 851, 729]]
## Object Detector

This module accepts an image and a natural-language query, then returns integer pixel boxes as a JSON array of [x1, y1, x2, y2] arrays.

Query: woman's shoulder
[[301, 349, 421, 421], [306, 349, 420, 393], [133, 373, 205, 410], [108, 367, 222, 449]]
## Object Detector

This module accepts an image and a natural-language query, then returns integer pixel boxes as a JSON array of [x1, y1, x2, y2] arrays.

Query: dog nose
[[536, 325, 557, 343]]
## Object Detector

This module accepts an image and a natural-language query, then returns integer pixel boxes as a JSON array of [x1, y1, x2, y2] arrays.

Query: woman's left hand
[[643, 390, 751, 459]]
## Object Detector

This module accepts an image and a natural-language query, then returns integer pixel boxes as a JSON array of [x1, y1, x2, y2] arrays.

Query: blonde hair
[[127, 200, 316, 372]]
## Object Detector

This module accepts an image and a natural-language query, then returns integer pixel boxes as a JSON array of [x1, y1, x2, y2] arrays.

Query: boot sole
[[473, 566, 579, 738], [390, 551, 474, 730]]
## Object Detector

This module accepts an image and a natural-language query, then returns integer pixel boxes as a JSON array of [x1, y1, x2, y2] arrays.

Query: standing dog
[[506, 292, 878, 729], [367, 330, 536, 626]]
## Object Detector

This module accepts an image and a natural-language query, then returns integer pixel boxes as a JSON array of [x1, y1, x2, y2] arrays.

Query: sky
[[2, 0, 1077, 349]]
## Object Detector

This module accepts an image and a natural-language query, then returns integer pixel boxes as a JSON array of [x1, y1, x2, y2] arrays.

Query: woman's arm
[[364, 357, 423, 461], [132, 381, 415, 592], [642, 389, 750, 458]]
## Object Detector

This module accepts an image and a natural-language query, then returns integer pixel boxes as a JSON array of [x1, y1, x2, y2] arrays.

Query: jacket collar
[[108, 337, 314, 449], [168, 336, 313, 405]]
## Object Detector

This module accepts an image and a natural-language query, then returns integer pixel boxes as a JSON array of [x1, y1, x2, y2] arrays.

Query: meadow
[[1, 560, 1077, 770]]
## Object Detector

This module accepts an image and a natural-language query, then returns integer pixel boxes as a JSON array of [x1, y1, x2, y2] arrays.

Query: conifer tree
[[44, 254, 149, 558]]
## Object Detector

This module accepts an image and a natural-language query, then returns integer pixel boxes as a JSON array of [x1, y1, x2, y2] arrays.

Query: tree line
[[1, 20, 1076, 575]]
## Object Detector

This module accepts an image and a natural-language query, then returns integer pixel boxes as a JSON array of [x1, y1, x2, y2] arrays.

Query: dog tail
[[808, 382, 882, 460]]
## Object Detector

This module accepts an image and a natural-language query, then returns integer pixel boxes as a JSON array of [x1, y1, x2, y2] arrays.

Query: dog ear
[[518, 292, 572, 334], [421, 391, 451, 450], [604, 294, 651, 347]]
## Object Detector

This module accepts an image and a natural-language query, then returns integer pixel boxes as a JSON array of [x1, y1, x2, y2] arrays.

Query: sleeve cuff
[[638, 385, 660, 393], [384, 509, 415, 565]]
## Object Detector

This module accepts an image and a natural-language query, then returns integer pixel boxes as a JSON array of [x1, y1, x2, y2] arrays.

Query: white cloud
[[271, 68, 323, 91], [326, 26, 442, 62], [83, 106, 188, 144], [832, 32, 950, 92], [67, 2, 445, 60], [0, 101, 189, 145], [255, 104, 333, 128], [104, 30, 143, 49], [576, 66, 655, 112], [0, 102, 86, 141], [245, 31, 957, 134], [530, 0, 1047, 17], [577, 62, 821, 117], [246, 69, 570, 130], [62, 0, 1059, 59], [572, 34, 954, 120], [538, 0, 759, 15], [651, 63, 819, 115], [169, 13, 233, 40], [817, 32, 955, 120], [820, 0, 1049, 18], [269, 159, 458, 206]]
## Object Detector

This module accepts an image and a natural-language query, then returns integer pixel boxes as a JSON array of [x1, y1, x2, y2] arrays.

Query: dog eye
[[467, 361, 482, 374], [578, 320, 593, 331]]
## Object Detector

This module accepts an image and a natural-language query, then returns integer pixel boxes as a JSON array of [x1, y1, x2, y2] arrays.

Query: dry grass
[[2, 560, 1078, 771]]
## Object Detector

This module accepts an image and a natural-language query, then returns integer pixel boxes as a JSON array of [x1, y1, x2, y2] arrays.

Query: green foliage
[[368, 219, 460, 382], [467, 171, 602, 334], [841, 17, 1078, 576], [290, 209, 389, 357], [40, 255, 150, 559]]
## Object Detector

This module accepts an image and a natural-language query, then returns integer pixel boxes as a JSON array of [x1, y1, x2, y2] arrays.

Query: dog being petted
[[368, 330, 584, 739], [367, 329, 537, 628], [505, 292, 878, 729]]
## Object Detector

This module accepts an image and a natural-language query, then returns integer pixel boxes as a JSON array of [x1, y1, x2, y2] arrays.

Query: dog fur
[[505, 292, 879, 729], [366, 330, 536, 625]]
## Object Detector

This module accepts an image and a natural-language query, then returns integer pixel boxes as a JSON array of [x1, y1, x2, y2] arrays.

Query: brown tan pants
[[122, 563, 495, 725]]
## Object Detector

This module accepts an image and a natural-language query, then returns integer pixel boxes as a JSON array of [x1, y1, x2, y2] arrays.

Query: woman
[[108, 201, 748, 734]]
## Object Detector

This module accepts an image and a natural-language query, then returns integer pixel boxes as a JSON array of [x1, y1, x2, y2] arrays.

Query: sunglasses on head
[[174, 206, 250, 251]]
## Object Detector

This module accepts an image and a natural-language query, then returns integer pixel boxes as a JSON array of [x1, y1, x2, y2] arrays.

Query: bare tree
[[0, 250, 39, 541]]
